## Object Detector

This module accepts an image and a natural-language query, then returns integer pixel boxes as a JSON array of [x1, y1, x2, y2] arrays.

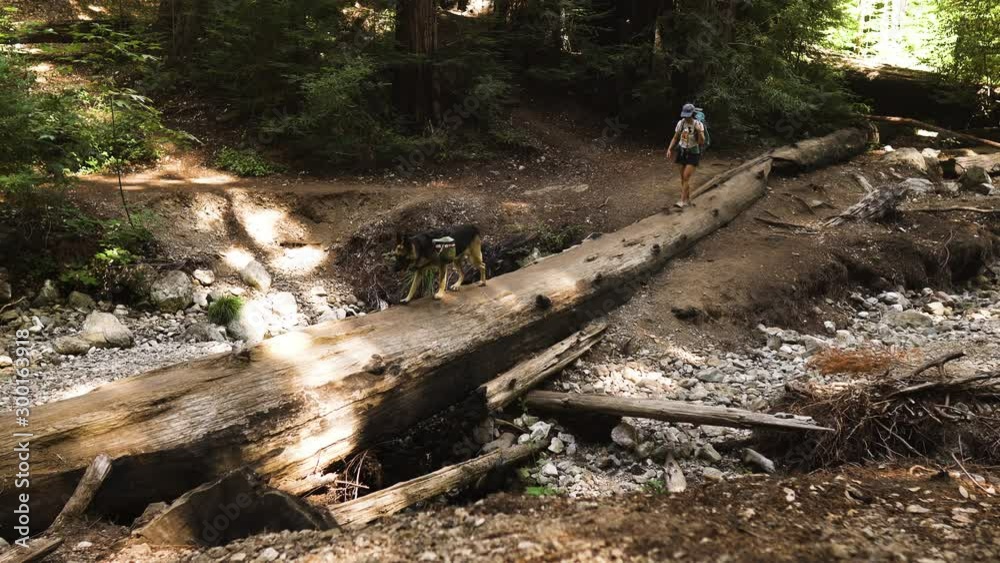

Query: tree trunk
[[394, 0, 439, 124], [157, 0, 205, 61], [523, 391, 832, 432]]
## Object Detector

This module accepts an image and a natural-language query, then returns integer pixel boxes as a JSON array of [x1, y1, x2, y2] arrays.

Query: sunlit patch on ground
[[273, 245, 327, 274], [223, 247, 255, 270]]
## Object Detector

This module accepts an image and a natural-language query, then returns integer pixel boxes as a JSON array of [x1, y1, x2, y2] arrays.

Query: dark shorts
[[675, 149, 701, 166]]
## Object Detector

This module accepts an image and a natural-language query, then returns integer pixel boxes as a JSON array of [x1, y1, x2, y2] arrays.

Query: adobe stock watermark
[[11, 328, 35, 549], [200, 491, 254, 545]]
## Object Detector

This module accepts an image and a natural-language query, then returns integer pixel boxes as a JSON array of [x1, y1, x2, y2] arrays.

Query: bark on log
[[770, 128, 870, 173], [523, 391, 833, 432], [823, 182, 908, 227], [326, 441, 545, 530], [867, 115, 1000, 150], [0, 538, 63, 563], [475, 321, 607, 413], [48, 454, 112, 533], [2, 130, 864, 533], [954, 153, 1000, 176]]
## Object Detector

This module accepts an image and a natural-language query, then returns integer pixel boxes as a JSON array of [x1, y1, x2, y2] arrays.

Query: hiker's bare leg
[[675, 163, 686, 204], [681, 164, 697, 203]]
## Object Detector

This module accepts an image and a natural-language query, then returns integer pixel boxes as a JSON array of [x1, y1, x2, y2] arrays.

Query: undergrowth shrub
[[808, 347, 909, 376], [208, 295, 244, 325], [214, 147, 282, 177]]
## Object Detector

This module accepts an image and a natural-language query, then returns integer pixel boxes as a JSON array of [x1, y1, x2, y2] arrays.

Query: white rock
[[150, 270, 194, 312], [240, 260, 272, 292], [611, 422, 638, 449], [226, 301, 267, 344], [81, 311, 134, 348], [192, 268, 216, 285]]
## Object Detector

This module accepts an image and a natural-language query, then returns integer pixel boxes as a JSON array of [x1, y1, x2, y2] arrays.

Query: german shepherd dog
[[394, 225, 487, 303]]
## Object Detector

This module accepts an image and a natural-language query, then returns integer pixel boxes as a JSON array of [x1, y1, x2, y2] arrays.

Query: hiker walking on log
[[666, 103, 707, 208]]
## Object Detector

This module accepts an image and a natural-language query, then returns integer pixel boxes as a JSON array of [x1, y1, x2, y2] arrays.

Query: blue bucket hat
[[680, 103, 696, 118]]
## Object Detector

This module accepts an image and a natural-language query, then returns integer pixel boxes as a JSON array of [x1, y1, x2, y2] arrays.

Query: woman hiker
[[665, 103, 706, 208]]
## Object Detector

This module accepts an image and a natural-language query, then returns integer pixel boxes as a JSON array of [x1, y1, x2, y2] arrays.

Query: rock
[[33, 279, 61, 307], [269, 292, 298, 327], [801, 336, 828, 356], [259, 547, 280, 562], [227, 301, 268, 344], [925, 302, 948, 316], [936, 181, 960, 196], [481, 432, 516, 454], [696, 367, 724, 383], [548, 437, 565, 454], [52, 336, 92, 355], [900, 177, 935, 195], [240, 260, 272, 292], [702, 467, 725, 482], [528, 420, 553, 441], [541, 462, 558, 477], [0, 355, 12, 368], [611, 422, 638, 449], [885, 147, 928, 173], [472, 418, 495, 445], [823, 320, 836, 334], [698, 443, 723, 463], [834, 330, 857, 347], [66, 291, 96, 311], [742, 448, 776, 473], [150, 270, 194, 312], [125, 263, 158, 298], [663, 454, 687, 493], [193, 288, 210, 308], [75, 541, 94, 549], [184, 322, 227, 343], [81, 311, 134, 348], [960, 166, 994, 195], [192, 269, 216, 285], [888, 309, 934, 329], [0, 280, 11, 303]]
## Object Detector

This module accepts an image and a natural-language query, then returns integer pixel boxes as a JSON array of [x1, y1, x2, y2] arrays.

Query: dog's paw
[[478, 281, 487, 287], [448, 284, 461, 292], [433, 294, 444, 301], [400, 298, 410, 305]]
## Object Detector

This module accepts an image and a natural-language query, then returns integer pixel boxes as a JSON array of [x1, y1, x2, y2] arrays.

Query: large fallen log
[[0, 538, 63, 563], [770, 127, 870, 173], [524, 391, 833, 432], [0, 130, 860, 532], [326, 440, 546, 530]]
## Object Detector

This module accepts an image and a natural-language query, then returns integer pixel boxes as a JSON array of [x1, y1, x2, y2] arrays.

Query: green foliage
[[214, 147, 282, 177], [643, 479, 666, 494], [208, 296, 244, 326], [60, 246, 138, 295], [400, 268, 438, 300], [70, 22, 162, 83], [934, 1, 1000, 87], [524, 485, 560, 497]]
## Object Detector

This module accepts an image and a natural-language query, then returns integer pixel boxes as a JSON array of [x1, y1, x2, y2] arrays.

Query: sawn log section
[[0, 129, 865, 532]]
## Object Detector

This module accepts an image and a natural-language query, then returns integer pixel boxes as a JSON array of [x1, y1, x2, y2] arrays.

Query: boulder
[[192, 269, 216, 286], [885, 147, 928, 174], [887, 309, 934, 329], [240, 260, 271, 292], [151, 270, 194, 312], [0, 280, 10, 303], [227, 301, 268, 344], [53, 336, 93, 356], [66, 291, 96, 311], [900, 178, 935, 195], [0, 355, 13, 368], [184, 322, 228, 343], [81, 311, 134, 348], [125, 263, 158, 298], [32, 279, 61, 307], [611, 422, 638, 449], [959, 166, 994, 195]]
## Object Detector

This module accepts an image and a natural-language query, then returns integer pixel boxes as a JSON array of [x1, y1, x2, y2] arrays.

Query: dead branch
[[326, 440, 546, 530], [905, 352, 966, 379], [524, 391, 832, 432], [755, 217, 818, 232], [908, 206, 1000, 215], [48, 454, 113, 533]]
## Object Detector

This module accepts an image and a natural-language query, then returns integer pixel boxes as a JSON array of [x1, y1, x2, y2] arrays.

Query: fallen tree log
[[524, 391, 832, 432], [326, 440, 546, 530], [770, 127, 870, 173], [0, 131, 859, 533], [823, 182, 908, 227], [954, 153, 1000, 176], [867, 115, 1000, 150], [474, 321, 607, 413]]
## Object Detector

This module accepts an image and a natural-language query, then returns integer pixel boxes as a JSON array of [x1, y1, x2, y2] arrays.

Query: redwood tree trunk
[[394, 0, 439, 124]]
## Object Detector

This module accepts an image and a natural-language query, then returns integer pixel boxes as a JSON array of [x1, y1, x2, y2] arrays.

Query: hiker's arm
[[666, 131, 680, 155], [696, 124, 705, 146]]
